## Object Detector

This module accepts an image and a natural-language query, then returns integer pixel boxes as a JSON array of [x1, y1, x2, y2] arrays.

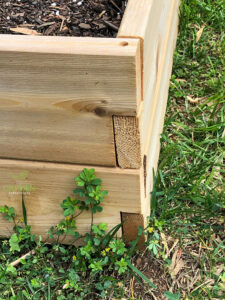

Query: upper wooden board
[[0, 36, 141, 166]]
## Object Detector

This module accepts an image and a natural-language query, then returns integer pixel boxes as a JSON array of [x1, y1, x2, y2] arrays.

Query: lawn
[[0, 0, 224, 299]]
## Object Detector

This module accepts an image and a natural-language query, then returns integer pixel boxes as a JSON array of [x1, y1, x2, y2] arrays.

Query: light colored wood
[[118, 0, 180, 218], [116, 0, 180, 178], [141, 0, 180, 218], [118, 0, 177, 106], [0, 35, 141, 115], [0, 35, 141, 166], [0, 101, 116, 166], [142, 0, 180, 154], [0, 159, 142, 240], [113, 116, 141, 169]]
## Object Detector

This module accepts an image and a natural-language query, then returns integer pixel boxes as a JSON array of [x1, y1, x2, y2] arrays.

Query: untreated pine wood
[[143, 0, 180, 211], [0, 35, 142, 114], [138, 0, 180, 152], [0, 35, 141, 166], [118, 0, 177, 103], [115, 0, 180, 173], [115, 0, 180, 224], [0, 159, 144, 240], [113, 116, 141, 169]]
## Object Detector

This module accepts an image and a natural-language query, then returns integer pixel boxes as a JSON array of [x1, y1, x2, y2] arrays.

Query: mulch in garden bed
[[0, 0, 127, 37]]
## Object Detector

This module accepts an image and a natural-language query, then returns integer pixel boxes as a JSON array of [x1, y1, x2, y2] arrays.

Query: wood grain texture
[[0, 35, 141, 115], [0, 101, 116, 166], [118, 0, 180, 166], [0, 159, 143, 240], [118, 0, 177, 104], [0, 35, 141, 166], [113, 116, 141, 169], [139, 0, 180, 220], [118, 0, 180, 218], [141, 0, 180, 153]]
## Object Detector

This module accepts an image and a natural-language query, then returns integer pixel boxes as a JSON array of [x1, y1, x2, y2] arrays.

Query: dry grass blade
[[196, 25, 205, 42], [168, 239, 179, 257], [187, 95, 199, 104], [10, 250, 35, 267], [160, 232, 169, 258], [191, 279, 215, 293], [169, 249, 185, 279]]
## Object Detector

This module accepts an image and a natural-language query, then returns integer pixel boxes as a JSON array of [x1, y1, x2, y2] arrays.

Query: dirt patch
[[131, 253, 169, 299], [0, 0, 127, 37]]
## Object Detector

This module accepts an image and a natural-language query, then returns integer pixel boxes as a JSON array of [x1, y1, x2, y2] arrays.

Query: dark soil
[[132, 253, 169, 299], [0, 0, 127, 37]]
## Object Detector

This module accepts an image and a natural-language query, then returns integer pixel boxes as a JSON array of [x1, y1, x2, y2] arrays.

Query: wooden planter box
[[0, 0, 180, 242]]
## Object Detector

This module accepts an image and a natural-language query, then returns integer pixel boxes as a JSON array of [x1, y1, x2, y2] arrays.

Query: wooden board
[[0, 35, 141, 166], [118, 0, 180, 218], [143, 0, 180, 210], [118, 0, 180, 152], [0, 159, 143, 240], [0, 102, 116, 166], [117, 0, 180, 174], [118, 0, 177, 103]]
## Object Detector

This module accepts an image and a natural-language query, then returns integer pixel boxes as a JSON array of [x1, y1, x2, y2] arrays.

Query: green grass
[[0, 0, 224, 299], [150, 0, 225, 298], [156, 0, 224, 234]]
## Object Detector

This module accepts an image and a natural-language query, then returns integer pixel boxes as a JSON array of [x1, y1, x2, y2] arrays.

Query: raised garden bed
[[0, 0, 180, 242]]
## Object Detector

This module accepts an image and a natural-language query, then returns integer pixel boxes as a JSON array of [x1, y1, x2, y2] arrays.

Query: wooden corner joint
[[113, 116, 141, 169]]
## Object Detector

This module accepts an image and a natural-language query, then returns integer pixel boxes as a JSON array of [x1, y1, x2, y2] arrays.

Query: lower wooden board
[[0, 159, 143, 241]]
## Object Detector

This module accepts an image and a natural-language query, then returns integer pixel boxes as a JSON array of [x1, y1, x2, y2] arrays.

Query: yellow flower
[[72, 255, 77, 261], [65, 216, 71, 221], [101, 250, 106, 257], [19, 218, 24, 223], [56, 224, 64, 230], [105, 248, 110, 252], [147, 227, 154, 233]]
